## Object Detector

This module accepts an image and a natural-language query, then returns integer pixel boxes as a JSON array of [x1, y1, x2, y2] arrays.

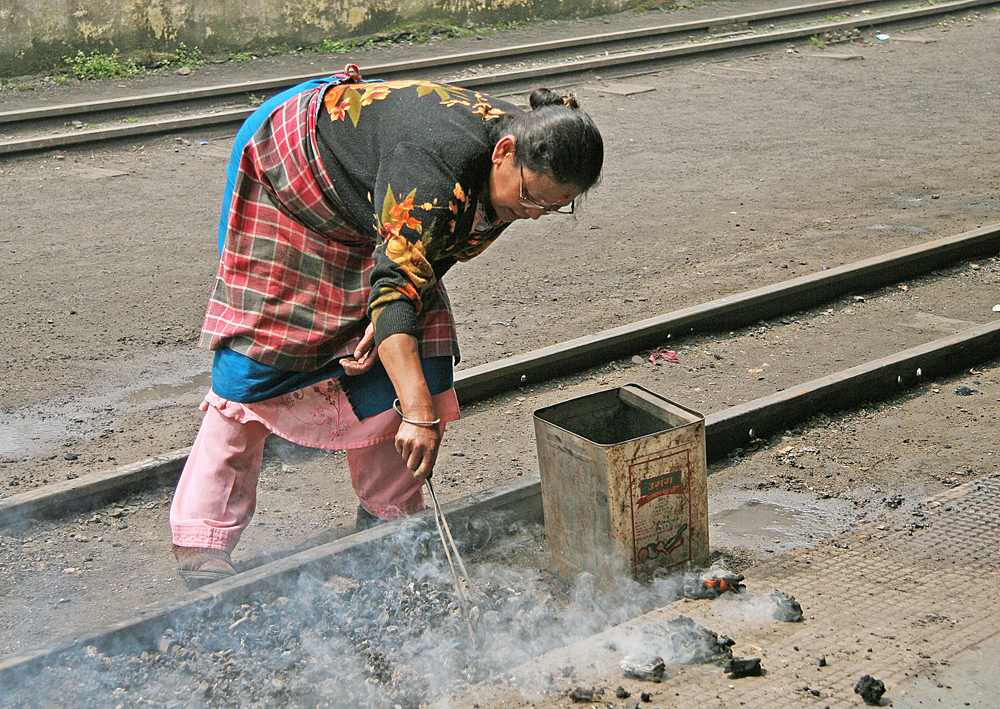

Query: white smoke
[[1, 515, 748, 708]]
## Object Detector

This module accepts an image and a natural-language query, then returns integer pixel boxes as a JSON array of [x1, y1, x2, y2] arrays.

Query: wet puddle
[[708, 494, 853, 554], [0, 417, 76, 457], [0, 360, 211, 459], [121, 371, 212, 406]]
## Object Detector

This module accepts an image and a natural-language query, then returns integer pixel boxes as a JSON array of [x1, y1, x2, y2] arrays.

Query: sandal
[[355, 505, 388, 531], [173, 545, 236, 590]]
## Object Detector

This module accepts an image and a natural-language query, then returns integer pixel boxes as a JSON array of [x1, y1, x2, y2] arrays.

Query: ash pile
[[0, 518, 785, 709]]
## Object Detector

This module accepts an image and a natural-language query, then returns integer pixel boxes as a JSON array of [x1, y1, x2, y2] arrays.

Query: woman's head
[[507, 88, 603, 193], [488, 88, 603, 221]]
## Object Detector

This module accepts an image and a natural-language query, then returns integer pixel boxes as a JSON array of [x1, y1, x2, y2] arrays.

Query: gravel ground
[[1, 3, 999, 706]]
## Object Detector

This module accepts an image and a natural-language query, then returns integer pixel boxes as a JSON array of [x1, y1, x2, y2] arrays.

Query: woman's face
[[489, 135, 581, 223]]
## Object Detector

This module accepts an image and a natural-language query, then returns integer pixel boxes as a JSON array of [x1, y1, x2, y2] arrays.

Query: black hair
[[491, 88, 604, 193]]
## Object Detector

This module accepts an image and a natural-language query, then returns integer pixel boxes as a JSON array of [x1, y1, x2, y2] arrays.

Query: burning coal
[[1, 517, 751, 708]]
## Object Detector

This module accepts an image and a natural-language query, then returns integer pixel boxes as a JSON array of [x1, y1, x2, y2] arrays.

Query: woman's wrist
[[393, 398, 440, 427]]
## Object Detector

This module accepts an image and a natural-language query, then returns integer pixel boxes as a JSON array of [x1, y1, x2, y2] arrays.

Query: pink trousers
[[170, 386, 459, 552]]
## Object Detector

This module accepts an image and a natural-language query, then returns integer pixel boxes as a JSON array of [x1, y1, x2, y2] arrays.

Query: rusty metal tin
[[533, 384, 709, 582]]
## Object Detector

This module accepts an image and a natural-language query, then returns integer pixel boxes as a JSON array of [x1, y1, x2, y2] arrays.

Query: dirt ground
[[1, 0, 1000, 697]]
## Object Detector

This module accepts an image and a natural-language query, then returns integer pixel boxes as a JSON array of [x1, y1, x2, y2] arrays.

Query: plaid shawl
[[200, 82, 458, 372]]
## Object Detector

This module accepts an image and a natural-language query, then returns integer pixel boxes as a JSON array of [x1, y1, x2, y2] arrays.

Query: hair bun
[[529, 88, 579, 110]]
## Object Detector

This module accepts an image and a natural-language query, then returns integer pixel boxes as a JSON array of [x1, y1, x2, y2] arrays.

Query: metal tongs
[[425, 478, 481, 639]]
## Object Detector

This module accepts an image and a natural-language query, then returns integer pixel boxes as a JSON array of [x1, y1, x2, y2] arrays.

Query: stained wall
[[1, 0, 629, 75]]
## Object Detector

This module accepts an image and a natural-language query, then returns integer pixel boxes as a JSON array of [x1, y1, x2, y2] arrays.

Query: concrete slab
[[65, 166, 130, 179], [587, 83, 657, 96], [892, 633, 1000, 707], [901, 311, 981, 335], [452, 472, 1000, 708], [804, 52, 864, 60]]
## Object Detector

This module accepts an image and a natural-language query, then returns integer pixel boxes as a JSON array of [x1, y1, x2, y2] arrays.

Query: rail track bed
[[0, 0, 995, 155], [2, 228, 999, 706]]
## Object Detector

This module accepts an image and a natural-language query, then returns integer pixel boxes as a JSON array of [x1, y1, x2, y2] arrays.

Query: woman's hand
[[376, 331, 441, 478], [395, 420, 441, 479], [340, 323, 379, 376]]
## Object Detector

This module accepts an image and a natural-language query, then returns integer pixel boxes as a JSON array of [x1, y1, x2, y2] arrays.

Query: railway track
[[2, 222, 999, 688], [2, 224, 999, 526], [2, 7, 999, 703], [1, 0, 996, 156]]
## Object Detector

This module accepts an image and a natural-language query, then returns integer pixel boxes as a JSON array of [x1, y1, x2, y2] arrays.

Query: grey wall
[[1, 0, 632, 75]]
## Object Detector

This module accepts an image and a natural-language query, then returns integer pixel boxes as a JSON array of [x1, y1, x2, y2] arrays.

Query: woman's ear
[[492, 135, 516, 165]]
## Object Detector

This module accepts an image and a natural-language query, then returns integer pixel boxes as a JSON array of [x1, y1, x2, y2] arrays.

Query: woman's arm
[[378, 332, 440, 479], [339, 326, 441, 479]]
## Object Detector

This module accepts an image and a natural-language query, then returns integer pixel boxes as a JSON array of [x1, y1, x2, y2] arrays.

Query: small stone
[[725, 657, 763, 678], [771, 589, 804, 622], [568, 685, 594, 702], [615, 686, 631, 699], [176, 66, 192, 75], [620, 654, 665, 682], [64, 453, 78, 461], [855, 675, 886, 705]]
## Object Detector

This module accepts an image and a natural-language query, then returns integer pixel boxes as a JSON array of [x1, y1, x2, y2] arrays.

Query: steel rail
[[3, 316, 1000, 683], [703, 319, 1000, 458], [0, 0, 938, 127], [457, 0, 996, 88], [1, 223, 997, 526], [1, 0, 994, 156], [453, 223, 1000, 403], [0, 107, 257, 154]]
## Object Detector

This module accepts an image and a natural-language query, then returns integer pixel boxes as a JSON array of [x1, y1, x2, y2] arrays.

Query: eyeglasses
[[518, 166, 575, 215]]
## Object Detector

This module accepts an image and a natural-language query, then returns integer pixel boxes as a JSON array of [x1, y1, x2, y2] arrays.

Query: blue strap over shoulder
[[216, 64, 370, 254]]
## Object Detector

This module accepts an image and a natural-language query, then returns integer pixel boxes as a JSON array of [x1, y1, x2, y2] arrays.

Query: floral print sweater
[[314, 80, 515, 348]]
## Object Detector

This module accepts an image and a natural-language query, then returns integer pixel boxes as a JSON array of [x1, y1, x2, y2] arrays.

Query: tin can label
[[629, 446, 694, 574]]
